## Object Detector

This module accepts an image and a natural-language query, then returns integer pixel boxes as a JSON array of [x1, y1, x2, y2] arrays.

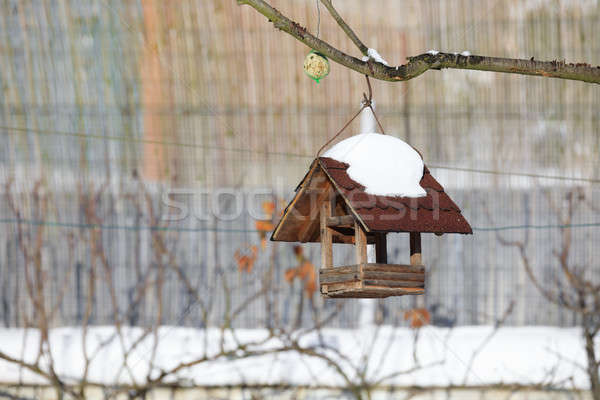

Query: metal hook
[[361, 75, 373, 107]]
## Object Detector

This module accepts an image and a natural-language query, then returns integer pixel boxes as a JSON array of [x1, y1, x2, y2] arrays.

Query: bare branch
[[238, 0, 600, 84], [482, 200, 579, 311], [319, 0, 368, 55], [462, 300, 515, 385], [0, 390, 37, 400]]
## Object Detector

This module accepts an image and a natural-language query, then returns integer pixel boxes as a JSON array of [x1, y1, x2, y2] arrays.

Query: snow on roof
[[322, 133, 426, 198]]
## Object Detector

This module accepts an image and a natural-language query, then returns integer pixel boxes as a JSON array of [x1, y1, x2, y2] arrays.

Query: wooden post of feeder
[[320, 193, 333, 269], [354, 220, 367, 265], [410, 232, 424, 303], [375, 233, 387, 264], [410, 232, 422, 266]]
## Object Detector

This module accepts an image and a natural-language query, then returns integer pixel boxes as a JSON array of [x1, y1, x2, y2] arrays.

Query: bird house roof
[[271, 157, 472, 243]]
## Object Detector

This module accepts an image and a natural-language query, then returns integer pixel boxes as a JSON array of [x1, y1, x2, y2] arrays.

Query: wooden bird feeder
[[271, 157, 472, 298]]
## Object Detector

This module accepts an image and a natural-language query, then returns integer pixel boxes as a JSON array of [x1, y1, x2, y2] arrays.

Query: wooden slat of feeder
[[320, 193, 333, 269], [363, 264, 424, 273], [272, 162, 321, 242], [320, 265, 359, 283], [320, 264, 424, 280], [320, 272, 360, 284], [323, 286, 424, 298], [320, 265, 361, 274], [362, 270, 424, 282], [324, 281, 363, 293], [328, 228, 375, 244], [320, 263, 425, 298], [298, 218, 316, 243], [326, 286, 424, 295], [297, 178, 333, 243], [363, 279, 424, 288], [327, 215, 354, 227], [331, 232, 354, 244]]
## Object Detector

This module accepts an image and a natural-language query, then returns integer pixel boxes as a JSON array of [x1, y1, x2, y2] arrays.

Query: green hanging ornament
[[303, 50, 330, 83]]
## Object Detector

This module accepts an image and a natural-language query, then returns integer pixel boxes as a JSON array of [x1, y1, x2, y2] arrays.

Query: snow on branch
[[237, 0, 600, 85]]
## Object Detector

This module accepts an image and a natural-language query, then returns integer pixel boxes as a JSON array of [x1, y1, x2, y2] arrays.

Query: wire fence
[[0, 0, 599, 329]]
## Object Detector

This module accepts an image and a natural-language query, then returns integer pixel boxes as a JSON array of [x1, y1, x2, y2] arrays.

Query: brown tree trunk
[[584, 325, 600, 400]]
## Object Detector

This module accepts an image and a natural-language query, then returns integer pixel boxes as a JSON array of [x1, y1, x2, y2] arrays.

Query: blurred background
[[0, 0, 599, 398]]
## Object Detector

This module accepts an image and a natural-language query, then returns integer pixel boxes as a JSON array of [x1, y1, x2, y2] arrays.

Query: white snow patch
[[322, 133, 426, 197], [366, 48, 390, 66], [461, 51, 471, 56], [427, 49, 440, 55], [0, 326, 594, 388]]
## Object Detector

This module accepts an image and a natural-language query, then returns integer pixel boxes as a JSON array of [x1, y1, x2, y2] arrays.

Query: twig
[[462, 300, 515, 385], [319, 0, 368, 55], [0, 390, 37, 400]]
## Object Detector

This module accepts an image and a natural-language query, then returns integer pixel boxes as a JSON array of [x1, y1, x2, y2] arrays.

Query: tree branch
[[319, 0, 368, 55], [238, 0, 600, 84]]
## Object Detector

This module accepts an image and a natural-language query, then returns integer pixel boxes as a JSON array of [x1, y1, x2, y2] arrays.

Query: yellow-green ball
[[303, 51, 330, 83]]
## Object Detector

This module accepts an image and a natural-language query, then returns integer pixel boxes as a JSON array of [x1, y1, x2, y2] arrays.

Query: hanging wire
[[3, 124, 600, 184], [316, 105, 365, 157], [3, 217, 600, 233], [316, 75, 386, 156], [315, 0, 321, 39]]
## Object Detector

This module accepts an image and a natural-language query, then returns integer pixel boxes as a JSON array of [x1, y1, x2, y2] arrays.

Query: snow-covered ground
[[0, 326, 594, 389]]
